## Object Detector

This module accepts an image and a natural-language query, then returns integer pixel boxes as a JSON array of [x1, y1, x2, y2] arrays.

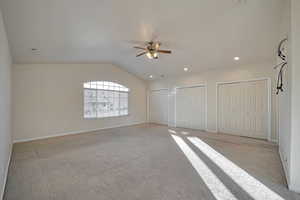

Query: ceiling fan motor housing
[[134, 41, 170, 59]]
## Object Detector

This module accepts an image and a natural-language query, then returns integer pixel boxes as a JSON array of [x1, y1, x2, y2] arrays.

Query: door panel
[[218, 80, 268, 139], [168, 91, 176, 127], [176, 86, 206, 130], [149, 90, 168, 125]]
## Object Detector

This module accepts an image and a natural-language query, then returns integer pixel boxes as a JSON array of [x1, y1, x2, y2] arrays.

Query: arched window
[[83, 81, 129, 118]]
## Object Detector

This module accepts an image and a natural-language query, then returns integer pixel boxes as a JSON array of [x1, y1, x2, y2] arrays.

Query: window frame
[[83, 81, 130, 119]]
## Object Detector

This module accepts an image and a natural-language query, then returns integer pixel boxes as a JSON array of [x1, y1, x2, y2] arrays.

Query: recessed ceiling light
[[149, 75, 153, 78], [184, 67, 189, 71], [234, 57, 240, 61]]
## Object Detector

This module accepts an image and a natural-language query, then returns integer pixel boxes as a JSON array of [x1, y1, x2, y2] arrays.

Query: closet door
[[176, 86, 206, 130], [149, 90, 168, 125], [218, 80, 269, 139]]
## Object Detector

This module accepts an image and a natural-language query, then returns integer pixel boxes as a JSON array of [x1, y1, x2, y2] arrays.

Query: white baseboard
[[289, 186, 300, 194], [13, 122, 146, 144], [206, 129, 218, 133], [279, 147, 290, 187], [1, 145, 12, 200]]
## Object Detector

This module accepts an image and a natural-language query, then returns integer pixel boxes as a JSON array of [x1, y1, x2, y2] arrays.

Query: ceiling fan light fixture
[[155, 43, 160, 50], [134, 41, 171, 59], [146, 52, 153, 59]]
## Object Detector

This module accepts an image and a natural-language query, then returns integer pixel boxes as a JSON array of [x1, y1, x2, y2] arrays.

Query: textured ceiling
[[0, 0, 284, 79]]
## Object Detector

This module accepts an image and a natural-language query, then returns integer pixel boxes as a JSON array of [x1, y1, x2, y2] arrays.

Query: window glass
[[83, 81, 129, 118]]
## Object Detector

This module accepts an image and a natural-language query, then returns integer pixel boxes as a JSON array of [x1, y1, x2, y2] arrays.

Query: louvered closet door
[[176, 86, 206, 130], [149, 90, 168, 125], [218, 80, 268, 139]]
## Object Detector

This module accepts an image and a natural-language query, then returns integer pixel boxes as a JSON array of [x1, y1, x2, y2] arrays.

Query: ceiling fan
[[134, 41, 172, 59]]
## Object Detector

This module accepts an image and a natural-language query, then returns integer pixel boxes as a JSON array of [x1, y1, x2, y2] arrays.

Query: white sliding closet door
[[149, 90, 168, 125], [218, 79, 269, 139], [176, 86, 206, 130]]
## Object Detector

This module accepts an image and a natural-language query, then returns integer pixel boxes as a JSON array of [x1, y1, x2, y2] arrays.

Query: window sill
[[83, 114, 130, 120]]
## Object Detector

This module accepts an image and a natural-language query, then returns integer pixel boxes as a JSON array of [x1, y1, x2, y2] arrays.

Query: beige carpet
[[4, 124, 300, 200]]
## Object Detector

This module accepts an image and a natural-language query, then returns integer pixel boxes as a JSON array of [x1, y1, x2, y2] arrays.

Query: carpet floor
[[4, 124, 300, 200]]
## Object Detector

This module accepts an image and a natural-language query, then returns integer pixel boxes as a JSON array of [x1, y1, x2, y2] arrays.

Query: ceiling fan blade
[[134, 46, 146, 50], [157, 50, 172, 54], [136, 52, 147, 57]]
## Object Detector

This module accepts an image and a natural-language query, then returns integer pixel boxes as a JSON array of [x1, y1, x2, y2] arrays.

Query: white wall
[[277, 0, 292, 186], [276, 0, 300, 193], [289, 0, 300, 193], [0, 8, 12, 199], [12, 64, 147, 142], [149, 63, 278, 141]]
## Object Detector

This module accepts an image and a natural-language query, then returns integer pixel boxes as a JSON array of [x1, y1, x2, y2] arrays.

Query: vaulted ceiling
[[0, 0, 284, 79]]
